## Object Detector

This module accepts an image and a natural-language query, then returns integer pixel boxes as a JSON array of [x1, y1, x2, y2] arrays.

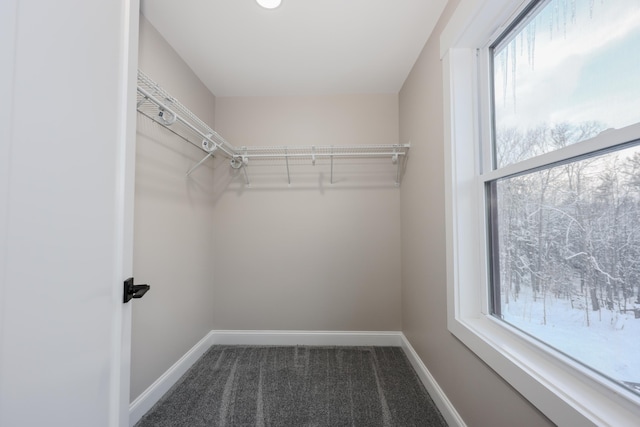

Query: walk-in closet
[[7, 0, 632, 426], [131, 5, 412, 423]]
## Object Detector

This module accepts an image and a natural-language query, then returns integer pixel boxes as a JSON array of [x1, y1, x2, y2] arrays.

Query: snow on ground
[[502, 287, 640, 390]]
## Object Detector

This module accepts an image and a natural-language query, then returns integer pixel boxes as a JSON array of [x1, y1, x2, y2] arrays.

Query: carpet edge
[[129, 331, 216, 427], [400, 335, 468, 427]]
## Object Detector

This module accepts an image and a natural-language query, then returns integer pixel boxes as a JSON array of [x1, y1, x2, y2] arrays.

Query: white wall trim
[[401, 335, 467, 427], [128, 331, 216, 426], [129, 330, 463, 425], [209, 330, 404, 347]]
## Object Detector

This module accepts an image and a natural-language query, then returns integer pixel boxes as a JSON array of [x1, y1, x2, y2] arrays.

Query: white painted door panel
[[0, 1, 138, 426]]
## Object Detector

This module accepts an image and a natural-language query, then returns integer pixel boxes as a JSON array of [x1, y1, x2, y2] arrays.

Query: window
[[488, 0, 640, 397], [443, 0, 640, 425]]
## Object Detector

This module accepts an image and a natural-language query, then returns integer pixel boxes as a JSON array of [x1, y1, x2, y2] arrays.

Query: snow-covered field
[[502, 288, 640, 391]]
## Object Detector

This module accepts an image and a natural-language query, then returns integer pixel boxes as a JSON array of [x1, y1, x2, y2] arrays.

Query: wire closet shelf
[[136, 69, 410, 185]]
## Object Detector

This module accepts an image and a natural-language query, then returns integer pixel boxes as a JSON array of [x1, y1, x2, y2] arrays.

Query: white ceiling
[[140, 0, 449, 97]]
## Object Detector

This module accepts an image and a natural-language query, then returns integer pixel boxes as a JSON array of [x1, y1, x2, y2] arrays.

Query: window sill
[[449, 312, 640, 426]]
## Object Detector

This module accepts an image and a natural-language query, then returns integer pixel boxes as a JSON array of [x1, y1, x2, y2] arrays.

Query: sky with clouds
[[493, 0, 640, 133]]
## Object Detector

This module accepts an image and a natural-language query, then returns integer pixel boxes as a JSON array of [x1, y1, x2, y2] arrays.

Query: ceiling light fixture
[[256, 0, 281, 9]]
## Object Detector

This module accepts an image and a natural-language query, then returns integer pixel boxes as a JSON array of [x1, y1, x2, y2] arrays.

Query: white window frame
[[442, 1, 640, 425]]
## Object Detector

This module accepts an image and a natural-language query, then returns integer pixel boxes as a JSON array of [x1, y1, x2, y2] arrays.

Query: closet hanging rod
[[235, 151, 408, 160], [243, 144, 408, 150], [137, 69, 411, 184], [229, 143, 411, 162]]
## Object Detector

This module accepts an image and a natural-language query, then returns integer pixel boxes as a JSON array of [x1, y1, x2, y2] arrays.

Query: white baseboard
[[210, 330, 404, 347], [401, 335, 467, 427], [128, 331, 216, 426], [129, 330, 464, 427]]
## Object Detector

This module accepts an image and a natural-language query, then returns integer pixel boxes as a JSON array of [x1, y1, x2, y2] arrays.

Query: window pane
[[492, 0, 640, 168], [491, 142, 640, 395]]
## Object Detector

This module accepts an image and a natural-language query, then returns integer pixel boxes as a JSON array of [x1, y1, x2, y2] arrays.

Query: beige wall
[[399, 1, 553, 426], [212, 95, 402, 331], [131, 16, 218, 401]]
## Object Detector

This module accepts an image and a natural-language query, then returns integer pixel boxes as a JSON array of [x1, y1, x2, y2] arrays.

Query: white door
[[0, 1, 139, 426]]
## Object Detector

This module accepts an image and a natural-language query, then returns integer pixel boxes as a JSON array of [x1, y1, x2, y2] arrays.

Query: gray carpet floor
[[135, 345, 448, 427]]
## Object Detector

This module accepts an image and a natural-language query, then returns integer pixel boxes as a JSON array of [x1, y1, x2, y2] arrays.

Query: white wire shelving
[[136, 69, 410, 186]]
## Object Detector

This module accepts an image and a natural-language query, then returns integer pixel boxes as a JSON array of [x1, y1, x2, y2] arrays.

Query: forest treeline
[[493, 121, 640, 325]]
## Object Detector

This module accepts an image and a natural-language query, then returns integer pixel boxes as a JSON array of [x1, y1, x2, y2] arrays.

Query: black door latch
[[123, 277, 150, 303]]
